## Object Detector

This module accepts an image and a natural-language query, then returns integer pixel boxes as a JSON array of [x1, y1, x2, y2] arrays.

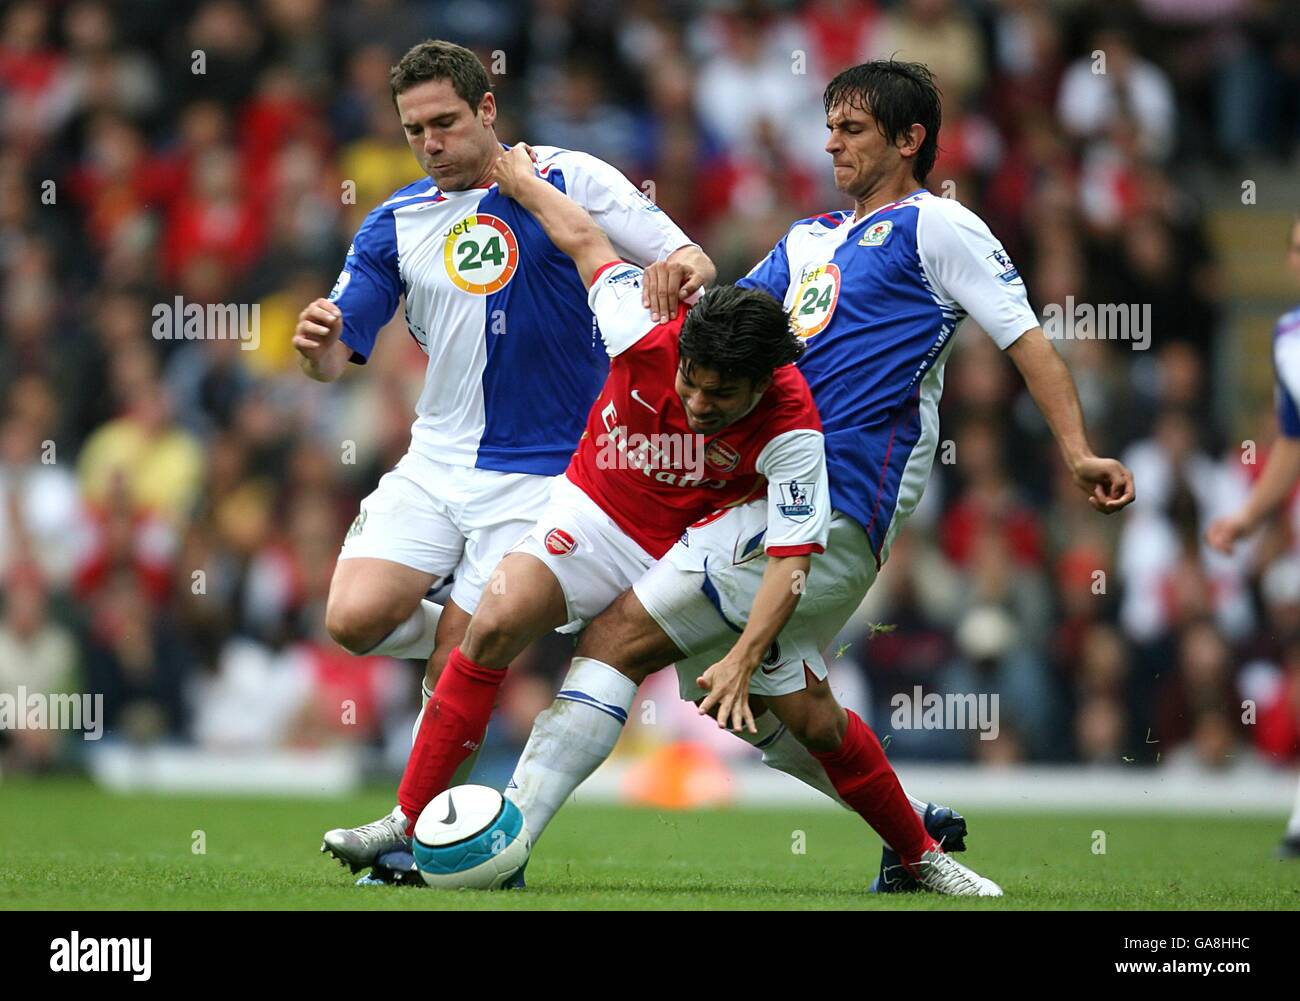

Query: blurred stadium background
[[1, 0, 1299, 820]]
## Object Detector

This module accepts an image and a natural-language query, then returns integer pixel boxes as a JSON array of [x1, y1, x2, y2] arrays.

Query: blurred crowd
[[2, 0, 1300, 778]]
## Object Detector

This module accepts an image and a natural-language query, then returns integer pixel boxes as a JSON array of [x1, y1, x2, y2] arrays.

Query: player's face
[[396, 79, 498, 191], [824, 100, 908, 200], [675, 362, 770, 435], [1288, 220, 1300, 284]]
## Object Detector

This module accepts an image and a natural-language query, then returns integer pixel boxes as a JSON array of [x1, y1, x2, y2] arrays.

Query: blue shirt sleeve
[[330, 202, 401, 364], [1277, 346, 1300, 439], [736, 228, 791, 301]]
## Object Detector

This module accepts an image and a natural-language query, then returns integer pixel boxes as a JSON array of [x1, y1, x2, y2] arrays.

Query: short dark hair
[[390, 40, 491, 110], [823, 59, 942, 183], [678, 286, 804, 385]]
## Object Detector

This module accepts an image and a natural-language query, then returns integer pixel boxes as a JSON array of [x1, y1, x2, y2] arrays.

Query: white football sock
[[504, 656, 636, 846], [736, 711, 848, 808], [367, 600, 443, 659], [1287, 778, 1300, 839], [410, 680, 433, 743]]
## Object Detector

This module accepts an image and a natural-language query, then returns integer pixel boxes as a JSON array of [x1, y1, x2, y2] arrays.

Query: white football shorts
[[632, 499, 876, 700], [338, 450, 555, 615], [510, 474, 657, 631]]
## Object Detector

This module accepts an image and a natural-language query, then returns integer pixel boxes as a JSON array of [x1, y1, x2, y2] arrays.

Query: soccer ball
[[412, 784, 530, 889]]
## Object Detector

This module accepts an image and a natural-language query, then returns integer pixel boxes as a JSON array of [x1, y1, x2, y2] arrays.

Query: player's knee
[[577, 628, 654, 684], [577, 598, 675, 683], [460, 606, 522, 667], [325, 596, 390, 655], [790, 704, 846, 753]]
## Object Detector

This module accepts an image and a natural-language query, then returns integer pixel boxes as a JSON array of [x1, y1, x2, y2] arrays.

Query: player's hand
[[1070, 455, 1135, 514], [293, 298, 343, 359], [1206, 513, 1252, 555], [642, 249, 710, 324], [491, 143, 537, 198], [696, 653, 759, 734]]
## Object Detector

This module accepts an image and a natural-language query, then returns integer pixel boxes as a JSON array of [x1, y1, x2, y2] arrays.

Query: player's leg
[[659, 501, 970, 884], [504, 588, 682, 847], [324, 584, 546, 879], [325, 454, 468, 659], [326, 557, 443, 656], [320, 459, 472, 872], [397, 551, 568, 829], [503, 544, 863, 848], [406, 475, 657, 836], [760, 668, 1000, 896]]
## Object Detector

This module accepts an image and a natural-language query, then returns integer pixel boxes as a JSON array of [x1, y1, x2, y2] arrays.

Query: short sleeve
[[1275, 328, 1300, 439], [548, 150, 696, 267], [330, 203, 402, 364], [755, 428, 830, 556], [588, 262, 658, 356], [916, 201, 1039, 351]]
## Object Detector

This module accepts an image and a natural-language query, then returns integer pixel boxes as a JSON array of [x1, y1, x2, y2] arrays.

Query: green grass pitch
[[1, 779, 1296, 909]]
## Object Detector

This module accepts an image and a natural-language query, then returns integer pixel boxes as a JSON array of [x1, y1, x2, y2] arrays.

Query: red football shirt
[[565, 261, 829, 560]]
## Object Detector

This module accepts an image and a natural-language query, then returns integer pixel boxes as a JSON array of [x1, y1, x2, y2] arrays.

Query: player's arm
[[1207, 436, 1300, 553], [643, 245, 717, 323], [696, 553, 811, 733], [297, 199, 402, 379], [697, 427, 830, 733], [547, 147, 715, 321], [1207, 343, 1300, 552], [491, 144, 618, 288], [1005, 328, 1134, 513], [919, 203, 1133, 513], [293, 299, 350, 382]]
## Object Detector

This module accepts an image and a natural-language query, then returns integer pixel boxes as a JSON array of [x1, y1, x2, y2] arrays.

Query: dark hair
[[823, 59, 942, 183], [390, 40, 491, 110], [678, 286, 804, 384]]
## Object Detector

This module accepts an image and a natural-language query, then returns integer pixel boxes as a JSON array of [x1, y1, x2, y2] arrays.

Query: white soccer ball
[[412, 784, 531, 889]]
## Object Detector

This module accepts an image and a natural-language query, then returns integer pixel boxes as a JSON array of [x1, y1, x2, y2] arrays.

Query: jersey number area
[[790, 262, 840, 339], [444, 214, 520, 295]]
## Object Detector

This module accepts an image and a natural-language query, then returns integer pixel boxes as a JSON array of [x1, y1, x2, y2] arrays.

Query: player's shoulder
[[531, 145, 618, 179], [378, 176, 440, 210], [347, 178, 438, 253], [763, 364, 821, 430], [912, 188, 990, 231], [784, 210, 854, 238], [355, 176, 440, 232]]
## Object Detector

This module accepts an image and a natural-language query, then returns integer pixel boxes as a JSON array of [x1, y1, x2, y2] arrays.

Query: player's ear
[[478, 91, 497, 129], [898, 123, 926, 160]]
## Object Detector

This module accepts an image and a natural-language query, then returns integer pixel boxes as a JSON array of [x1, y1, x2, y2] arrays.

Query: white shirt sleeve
[[587, 263, 657, 356], [916, 199, 1040, 350], [544, 149, 697, 266], [755, 428, 830, 554]]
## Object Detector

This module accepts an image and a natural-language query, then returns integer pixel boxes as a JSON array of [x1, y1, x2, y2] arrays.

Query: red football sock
[[812, 709, 936, 871], [397, 647, 505, 834]]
